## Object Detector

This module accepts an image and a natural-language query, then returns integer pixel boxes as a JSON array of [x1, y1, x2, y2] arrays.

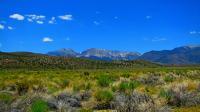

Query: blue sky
[[0, 0, 200, 53]]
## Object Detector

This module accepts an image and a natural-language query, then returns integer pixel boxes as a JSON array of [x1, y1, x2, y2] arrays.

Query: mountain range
[[46, 45, 200, 65], [47, 48, 140, 61]]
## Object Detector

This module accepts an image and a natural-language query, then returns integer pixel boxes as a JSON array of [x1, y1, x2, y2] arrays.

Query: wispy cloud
[[43, 37, 53, 43], [8, 26, 13, 30], [58, 15, 73, 20], [48, 17, 56, 24], [190, 31, 200, 35], [0, 24, 4, 30], [9, 14, 24, 20], [36, 21, 44, 24], [26, 14, 45, 24], [93, 21, 100, 25], [26, 14, 45, 20], [114, 16, 119, 20], [146, 15, 152, 19]]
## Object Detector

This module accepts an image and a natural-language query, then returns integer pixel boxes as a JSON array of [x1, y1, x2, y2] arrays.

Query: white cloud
[[58, 15, 72, 20], [9, 14, 24, 20], [0, 24, 4, 30], [43, 37, 53, 42], [26, 14, 45, 24], [93, 21, 100, 25], [26, 14, 45, 20], [36, 21, 44, 24], [146, 16, 152, 19], [27, 18, 33, 22], [8, 26, 13, 30], [189, 31, 200, 35], [48, 17, 56, 24], [190, 31, 197, 34]]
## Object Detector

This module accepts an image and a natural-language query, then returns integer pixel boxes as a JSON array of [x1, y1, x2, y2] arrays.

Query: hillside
[[139, 46, 200, 65], [0, 52, 161, 69]]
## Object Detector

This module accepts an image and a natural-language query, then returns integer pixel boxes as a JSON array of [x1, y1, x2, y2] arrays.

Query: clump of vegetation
[[159, 88, 172, 100], [164, 75, 174, 83], [79, 108, 93, 112], [122, 73, 130, 78], [31, 99, 49, 112], [139, 73, 163, 86], [84, 82, 92, 90], [73, 84, 82, 92], [119, 80, 140, 92], [112, 91, 155, 112], [0, 93, 13, 104], [94, 90, 114, 110], [83, 72, 90, 76], [95, 90, 114, 103], [16, 81, 29, 95], [159, 83, 200, 107], [60, 79, 70, 88], [97, 75, 113, 87]]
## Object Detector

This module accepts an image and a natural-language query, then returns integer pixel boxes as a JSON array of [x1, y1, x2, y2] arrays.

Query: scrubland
[[0, 68, 199, 112]]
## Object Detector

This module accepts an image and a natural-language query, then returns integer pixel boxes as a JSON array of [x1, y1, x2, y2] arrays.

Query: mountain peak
[[183, 45, 200, 49], [47, 48, 140, 60], [47, 48, 78, 57]]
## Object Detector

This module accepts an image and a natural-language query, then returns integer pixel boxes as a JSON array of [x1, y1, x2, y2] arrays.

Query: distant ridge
[[0, 51, 160, 69], [47, 48, 141, 61], [139, 45, 200, 65], [1, 45, 200, 65]]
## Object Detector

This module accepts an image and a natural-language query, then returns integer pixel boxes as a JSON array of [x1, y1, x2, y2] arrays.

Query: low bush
[[0, 93, 13, 104], [164, 75, 174, 83], [31, 99, 49, 112], [112, 91, 155, 112], [159, 89, 172, 100], [122, 73, 130, 78], [16, 81, 29, 95], [119, 81, 140, 92], [61, 79, 70, 88], [95, 90, 114, 103], [97, 75, 113, 87]]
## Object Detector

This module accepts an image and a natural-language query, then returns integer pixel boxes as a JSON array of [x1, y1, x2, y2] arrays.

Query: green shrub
[[73, 84, 82, 92], [0, 93, 13, 104], [16, 81, 29, 95], [31, 99, 48, 112], [129, 80, 140, 90], [119, 81, 140, 92], [159, 89, 172, 100], [111, 85, 117, 92], [95, 90, 113, 103], [84, 82, 91, 90], [80, 108, 93, 112], [119, 82, 129, 92], [97, 75, 112, 87], [83, 72, 90, 76], [122, 73, 130, 78], [61, 79, 70, 88], [164, 75, 174, 83]]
